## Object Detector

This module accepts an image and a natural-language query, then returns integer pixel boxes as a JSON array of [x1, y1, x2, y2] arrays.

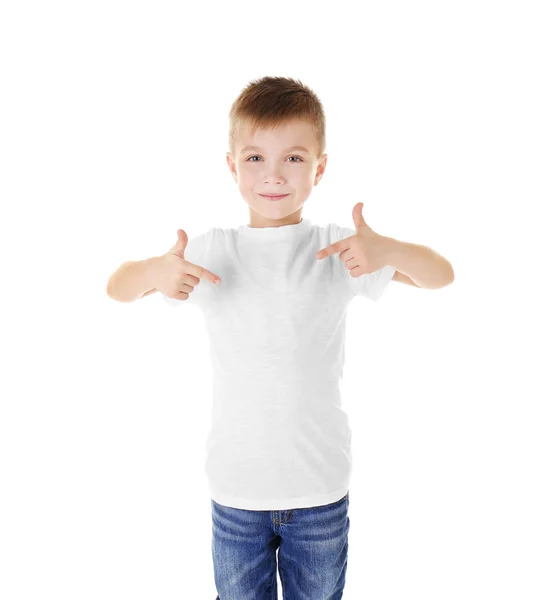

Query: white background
[[1, 1, 541, 599]]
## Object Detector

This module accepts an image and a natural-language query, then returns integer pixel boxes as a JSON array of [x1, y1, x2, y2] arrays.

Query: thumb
[[352, 202, 366, 233], [171, 229, 188, 257]]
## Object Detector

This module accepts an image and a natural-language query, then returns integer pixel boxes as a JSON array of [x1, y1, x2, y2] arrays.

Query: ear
[[226, 153, 238, 182], [314, 154, 328, 186]]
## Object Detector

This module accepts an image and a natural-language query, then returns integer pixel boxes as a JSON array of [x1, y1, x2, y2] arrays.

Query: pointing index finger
[[316, 239, 346, 260], [186, 261, 221, 284]]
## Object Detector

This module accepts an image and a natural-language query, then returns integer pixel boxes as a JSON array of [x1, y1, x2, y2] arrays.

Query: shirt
[[162, 218, 395, 510]]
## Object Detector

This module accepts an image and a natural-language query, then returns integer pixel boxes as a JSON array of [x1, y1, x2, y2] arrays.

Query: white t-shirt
[[162, 218, 395, 510]]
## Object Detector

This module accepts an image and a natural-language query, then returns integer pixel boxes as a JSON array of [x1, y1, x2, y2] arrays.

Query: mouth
[[259, 193, 290, 201]]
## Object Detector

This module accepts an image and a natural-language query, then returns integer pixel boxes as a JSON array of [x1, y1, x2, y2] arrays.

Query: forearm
[[106, 256, 163, 302], [381, 236, 454, 289]]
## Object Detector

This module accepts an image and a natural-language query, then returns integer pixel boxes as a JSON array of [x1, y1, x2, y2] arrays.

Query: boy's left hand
[[315, 202, 389, 277]]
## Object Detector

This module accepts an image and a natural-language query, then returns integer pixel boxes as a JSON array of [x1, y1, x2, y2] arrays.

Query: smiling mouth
[[259, 193, 290, 200]]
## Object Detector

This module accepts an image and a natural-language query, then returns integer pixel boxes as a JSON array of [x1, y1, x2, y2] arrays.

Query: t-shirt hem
[[209, 485, 350, 511]]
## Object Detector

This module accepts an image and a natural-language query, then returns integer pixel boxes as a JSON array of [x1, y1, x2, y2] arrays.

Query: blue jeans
[[211, 491, 350, 600]]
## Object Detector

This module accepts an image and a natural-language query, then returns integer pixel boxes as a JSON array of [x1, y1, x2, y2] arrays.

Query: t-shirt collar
[[238, 218, 311, 241]]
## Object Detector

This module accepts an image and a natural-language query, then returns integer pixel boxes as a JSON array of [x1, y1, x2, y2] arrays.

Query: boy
[[106, 76, 454, 599]]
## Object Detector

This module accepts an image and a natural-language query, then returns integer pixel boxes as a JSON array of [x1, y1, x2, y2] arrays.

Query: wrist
[[144, 255, 164, 291], [378, 234, 402, 265]]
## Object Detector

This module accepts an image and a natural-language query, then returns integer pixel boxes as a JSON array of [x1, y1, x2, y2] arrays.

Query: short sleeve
[[162, 229, 213, 307], [335, 225, 396, 302]]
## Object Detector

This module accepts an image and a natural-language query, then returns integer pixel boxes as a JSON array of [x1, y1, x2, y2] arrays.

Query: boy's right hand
[[156, 229, 221, 301]]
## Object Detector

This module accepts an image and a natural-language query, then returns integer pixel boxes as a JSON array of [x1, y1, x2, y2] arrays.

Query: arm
[[106, 256, 163, 303], [392, 270, 420, 287], [141, 288, 159, 297], [318, 203, 454, 292], [383, 237, 454, 289]]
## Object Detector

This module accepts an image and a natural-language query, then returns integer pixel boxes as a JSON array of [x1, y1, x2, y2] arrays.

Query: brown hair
[[228, 76, 326, 159]]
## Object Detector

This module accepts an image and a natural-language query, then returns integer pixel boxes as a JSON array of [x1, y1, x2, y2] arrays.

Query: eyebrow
[[240, 145, 310, 154]]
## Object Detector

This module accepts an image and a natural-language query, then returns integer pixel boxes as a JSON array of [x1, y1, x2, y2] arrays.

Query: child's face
[[226, 119, 327, 227]]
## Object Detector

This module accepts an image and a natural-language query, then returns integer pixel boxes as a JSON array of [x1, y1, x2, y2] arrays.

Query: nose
[[263, 171, 286, 184]]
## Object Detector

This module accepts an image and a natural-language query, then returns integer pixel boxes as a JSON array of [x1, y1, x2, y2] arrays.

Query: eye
[[246, 155, 303, 162]]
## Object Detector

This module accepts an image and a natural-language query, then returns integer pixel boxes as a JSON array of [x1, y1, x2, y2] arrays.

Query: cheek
[[288, 168, 313, 184], [239, 164, 257, 177], [236, 169, 255, 187]]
